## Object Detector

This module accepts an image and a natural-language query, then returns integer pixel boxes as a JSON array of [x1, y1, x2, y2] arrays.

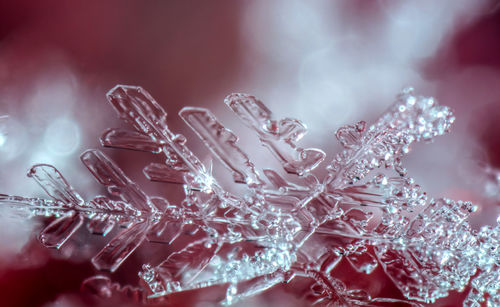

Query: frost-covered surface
[[1, 86, 499, 306]]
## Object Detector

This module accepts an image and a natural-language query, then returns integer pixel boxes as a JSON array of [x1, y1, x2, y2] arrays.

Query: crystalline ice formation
[[1, 86, 499, 306]]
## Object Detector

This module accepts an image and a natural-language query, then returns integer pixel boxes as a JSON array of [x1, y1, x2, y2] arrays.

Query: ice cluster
[[0, 86, 498, 306]]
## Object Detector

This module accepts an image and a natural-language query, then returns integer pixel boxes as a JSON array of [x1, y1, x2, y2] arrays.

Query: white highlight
[[44, 117, 81, 156]]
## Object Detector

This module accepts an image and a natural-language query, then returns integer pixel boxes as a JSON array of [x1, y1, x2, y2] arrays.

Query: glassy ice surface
[[0, 86, 498, 306]]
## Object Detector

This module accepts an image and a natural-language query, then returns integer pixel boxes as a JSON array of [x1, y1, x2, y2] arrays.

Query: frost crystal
[[1, 86, 498, 306]]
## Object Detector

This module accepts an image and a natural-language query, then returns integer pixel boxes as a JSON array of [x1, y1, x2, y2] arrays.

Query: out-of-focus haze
[[0, 1, 499, 306]]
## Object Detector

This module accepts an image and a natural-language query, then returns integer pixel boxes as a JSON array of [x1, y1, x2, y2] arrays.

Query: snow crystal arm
[[80, 150, 168, 271], [326, 88, 455, 187], [27, 164, 85, 248], [85, 196, 141, 235], [1, 161, 144, 250], [92, 219, 150, 272], [105, 85, 212, 187], [3, 164, 140, 248], [5, 85, 497, 306], [225, 93, 325, 175], [39, 212, 84, 248], [141, 242, 292, 303], [80, 149, 155, 213], [140, 240, 222, 297], [105, 86, 248, 217], [101, 128, 163, 153], [28, 164, 84, 207], [0, 194, 66, 217], [180, 107, 264, 187], [0, 194, 137, 223]]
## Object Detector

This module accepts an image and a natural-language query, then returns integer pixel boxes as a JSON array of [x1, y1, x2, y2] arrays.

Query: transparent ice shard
[[225, 93, 325, 175], [92, 220, 150, 272], [143, 162, 188, 184], [27, 164, 86, 248], [81, 149, 155, 213], [39, 211, 84, 248], [141, 240, 221, 297], [28, 164, 84, 207], [180, 107, 264, 187], [141, 242, 293, 302], [101, 128, 162, 153], [146, 197, 185, 244]]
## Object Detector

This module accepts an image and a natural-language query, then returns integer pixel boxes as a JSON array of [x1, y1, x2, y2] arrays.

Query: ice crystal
[[1, 86, 499, 306]]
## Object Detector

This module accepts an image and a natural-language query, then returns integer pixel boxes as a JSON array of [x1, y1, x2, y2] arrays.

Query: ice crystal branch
[[0, 86, 498, 306]]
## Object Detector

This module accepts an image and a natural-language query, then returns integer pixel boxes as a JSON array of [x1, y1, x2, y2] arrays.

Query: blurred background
[[0, 0, 500, 306]]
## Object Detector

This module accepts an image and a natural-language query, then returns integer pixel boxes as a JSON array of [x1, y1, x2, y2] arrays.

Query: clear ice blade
[[28, 164, 83, 206], [81, 149, 154, 212], [180, 107, 263, 186], [106, 85, 169, 138], [155, 240, 220, 284], [39, 212, 84, 248], [147, 219, 183, 244], [225, 93, 325, 175], [143, 162, 187, 184], [100, 128, 162, 153], [92, 220, 149, 272]]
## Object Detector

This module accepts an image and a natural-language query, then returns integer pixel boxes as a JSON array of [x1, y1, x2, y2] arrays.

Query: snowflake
[[1, 86, 498, 306]]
